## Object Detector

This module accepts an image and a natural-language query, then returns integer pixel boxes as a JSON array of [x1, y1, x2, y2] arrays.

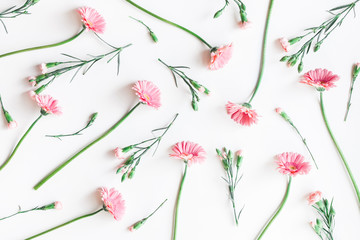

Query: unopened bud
[[280, 56, 290, 62], [213, 9, 224, 18], [149, 31, 158, 43], [298, 62, 304, 73], [191, 100, 198, 111], [129, 219, 147, 231], [288, 36, 302, 45]]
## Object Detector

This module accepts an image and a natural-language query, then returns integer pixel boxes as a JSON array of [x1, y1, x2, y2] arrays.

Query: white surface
[[0, 0, 359, 239]]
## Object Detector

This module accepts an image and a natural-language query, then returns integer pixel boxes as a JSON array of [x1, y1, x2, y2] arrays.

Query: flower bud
[[129, 219, 147, 231], [236, 155, 243, 169], [280, 56, 290, 62], [213, 9, 224, 18], [240, 10, 248, 23], [314, 42, 321, 52], [39, 201, 62, 210], [149, 31, 158, 43], [34, 84, 47, 95], [222, 159, 229, 171], [128, 168, 136, 179], [121, 173, 127, 182], [45, 62, 60, 68], [288, 36, 302, 45], [297, 62, 304, 73], [191, 100, 198, 111], [353, 63, 360, 79], [88, 112, 98, 125]]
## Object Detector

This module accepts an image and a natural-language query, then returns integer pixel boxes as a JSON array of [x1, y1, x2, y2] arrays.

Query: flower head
[[276, 152, 311, 177], [34, 94, 62, 115], [77, 7, 106, 34], [100, 187, 126, 221], [54, 201, 63, 210], [307, 191, 322, 205], [300, 68, 339, 91], [39, 63, 47, 74], [27, 76, 36, 87], [7, 121, 18, 129], [226, 102, 258, 126], [170, 141, 206, 165], [279, 37, 290, 52], [239, 21, 251, 29], [132, 80, 161, 109], [114, 147, 126, 160], [209, 44, 233, 70]]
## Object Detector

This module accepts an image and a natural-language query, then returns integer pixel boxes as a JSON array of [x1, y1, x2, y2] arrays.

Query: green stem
[[0, 207, 38, 221], [320, 92, 360, 206], [33, 103, 141, 190], [344, 77, 356, 121], [0, 114, 43, 171], [25, 209, 103, 240], [257, 176, 292, 240], [0, 27, 86, 59], [146, 199, 168, 219], [172, 163, 188, 240], [248, 0, 275, 104], [125, 0, 213, 49]]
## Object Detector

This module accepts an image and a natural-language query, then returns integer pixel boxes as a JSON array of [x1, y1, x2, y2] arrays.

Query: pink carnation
[[307, 191, 322, 205], [100, 187, 126, 221], [170, 141, 206, 165], [239, 21, 251, 29], [34, 94, 62, 115], [301, 68, 339, 91], [276, 152, 311, 177], [54, 201, 63, 210], [77, 7, 106, 34], [7, 121, 18, 129], [27, 76, 36, 87], [132, 80, 161, 109], [114, 147, 126, 160], [39, 63, 47, 74], [209, 44, 233, 70], [279, 37, 290, 52], [226, 102, 258, 126]]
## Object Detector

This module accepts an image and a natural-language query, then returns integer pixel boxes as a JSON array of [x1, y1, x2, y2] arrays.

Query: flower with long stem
[[0, 201, 62, 221], [308, 192, 335, 240], [257, 152, 311, 239], [226, 0, 274, 126], [46, 112, 98, 140], [0, 0, 40, 33], [280, 0, 360, 72], [125, 0, 233, 70], [116, 114, 178, 181], [301, 68, 360, 207], [0, 6, 105, 59], [33, 80, 161, 190], [129, 16, 158, 42], [0, 94, 17, 129], [128, 199, 168, 232], [213, 0, 249, 26], [28, 43, 132, 95], [216, 148, 244, 226], [170, 141, 206, 240], [344, 63, 360, 121], [25, 187, 125, 239], [275, 107, 318, 169], [158, 59, 210, 111], [0, 94, 61, 171]]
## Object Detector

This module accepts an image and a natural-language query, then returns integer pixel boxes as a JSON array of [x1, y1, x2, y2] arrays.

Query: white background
[[0, 0, 359, 239]]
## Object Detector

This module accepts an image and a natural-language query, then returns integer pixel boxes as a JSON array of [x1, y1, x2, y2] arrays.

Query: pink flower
[[170, 141, 206, 165], [209, 44, 233, 70], [300, 68, 339, 91], [39, 63, 47, 74], [54, 201, 63, 210], [128, 226, 134, 232], [235, 150, 243, 157], [275, 107, 282, 114], [77, 7, 106, 34], [114, 147, 126, 160], [100, 187, 126, 221], [7, 121, 18, 129], [27, 76, 36, 87], [279, 37, 290, 52], [198, 86, 205, 93], [132, 80, 161, 109], [226, 102, 258, 126], [276, 152, 311, 177], [28, 90, 36, 100], [307, 191, 322, 205], [239, 21, 251, 29], [34, 94, 62, 115]]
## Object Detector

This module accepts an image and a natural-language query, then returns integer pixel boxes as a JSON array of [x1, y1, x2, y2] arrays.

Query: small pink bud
[[275, 107, 282, 114], [310, 221, 315, 228], [39, 63, 48, 74], [128, 226, 134, 232], [27, 76, 36, 87], [356, 63, 360, 68], [114, 147, 126, 160], [28, 90, 36, 100], [239, 21, 251, 29], [235, 150, 242, 156], [7, 121, 18, 129], [279, 37, 290, 52], [307, 191, 322, 205], [54, 201, 63, 210], [198, 86, 205, 93]]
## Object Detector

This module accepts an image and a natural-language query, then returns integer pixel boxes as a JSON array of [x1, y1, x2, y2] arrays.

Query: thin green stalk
[[125, 0, 213, 49], [0, 27, 86, 59], [146, 199, 168, 219], [0, 207, 37, 221], [0, 114, 42, 171], [248, 0, 274, 104], [25, 209, 103, 240], [344, 76, 356, 121], [33, 103, 141, 190], [172, 163, 188, 240], [320, 92, 360, 206], [257, 177, 292, 239]]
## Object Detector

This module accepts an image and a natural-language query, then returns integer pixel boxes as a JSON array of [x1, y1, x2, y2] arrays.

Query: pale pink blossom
[[54, 201, 63, 210], [170, 141, 206, 165], [239, 21, 251, 29], [301, 68, 339, 90], [128, 226, 134, 232], [279, 37, 290, 52], [209, 44, 233, 70], [307, 191, 322, 205], [226, 102, 258, 126], [198, 86, 205, 93], [39, 63, 47, 74], [27, 76, 36, 87], [276, 152, 311, 177], [7, 121, 18, 129], [235, 150, 242, 157], [28, 90, 36, 99], [77, 7, 106, 34], [34, 94, 62, 115], [132, 80, 161, 109], [275, 107, 282, 114], [100, 187, 126, 221], [114, 147, 126, 160]]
